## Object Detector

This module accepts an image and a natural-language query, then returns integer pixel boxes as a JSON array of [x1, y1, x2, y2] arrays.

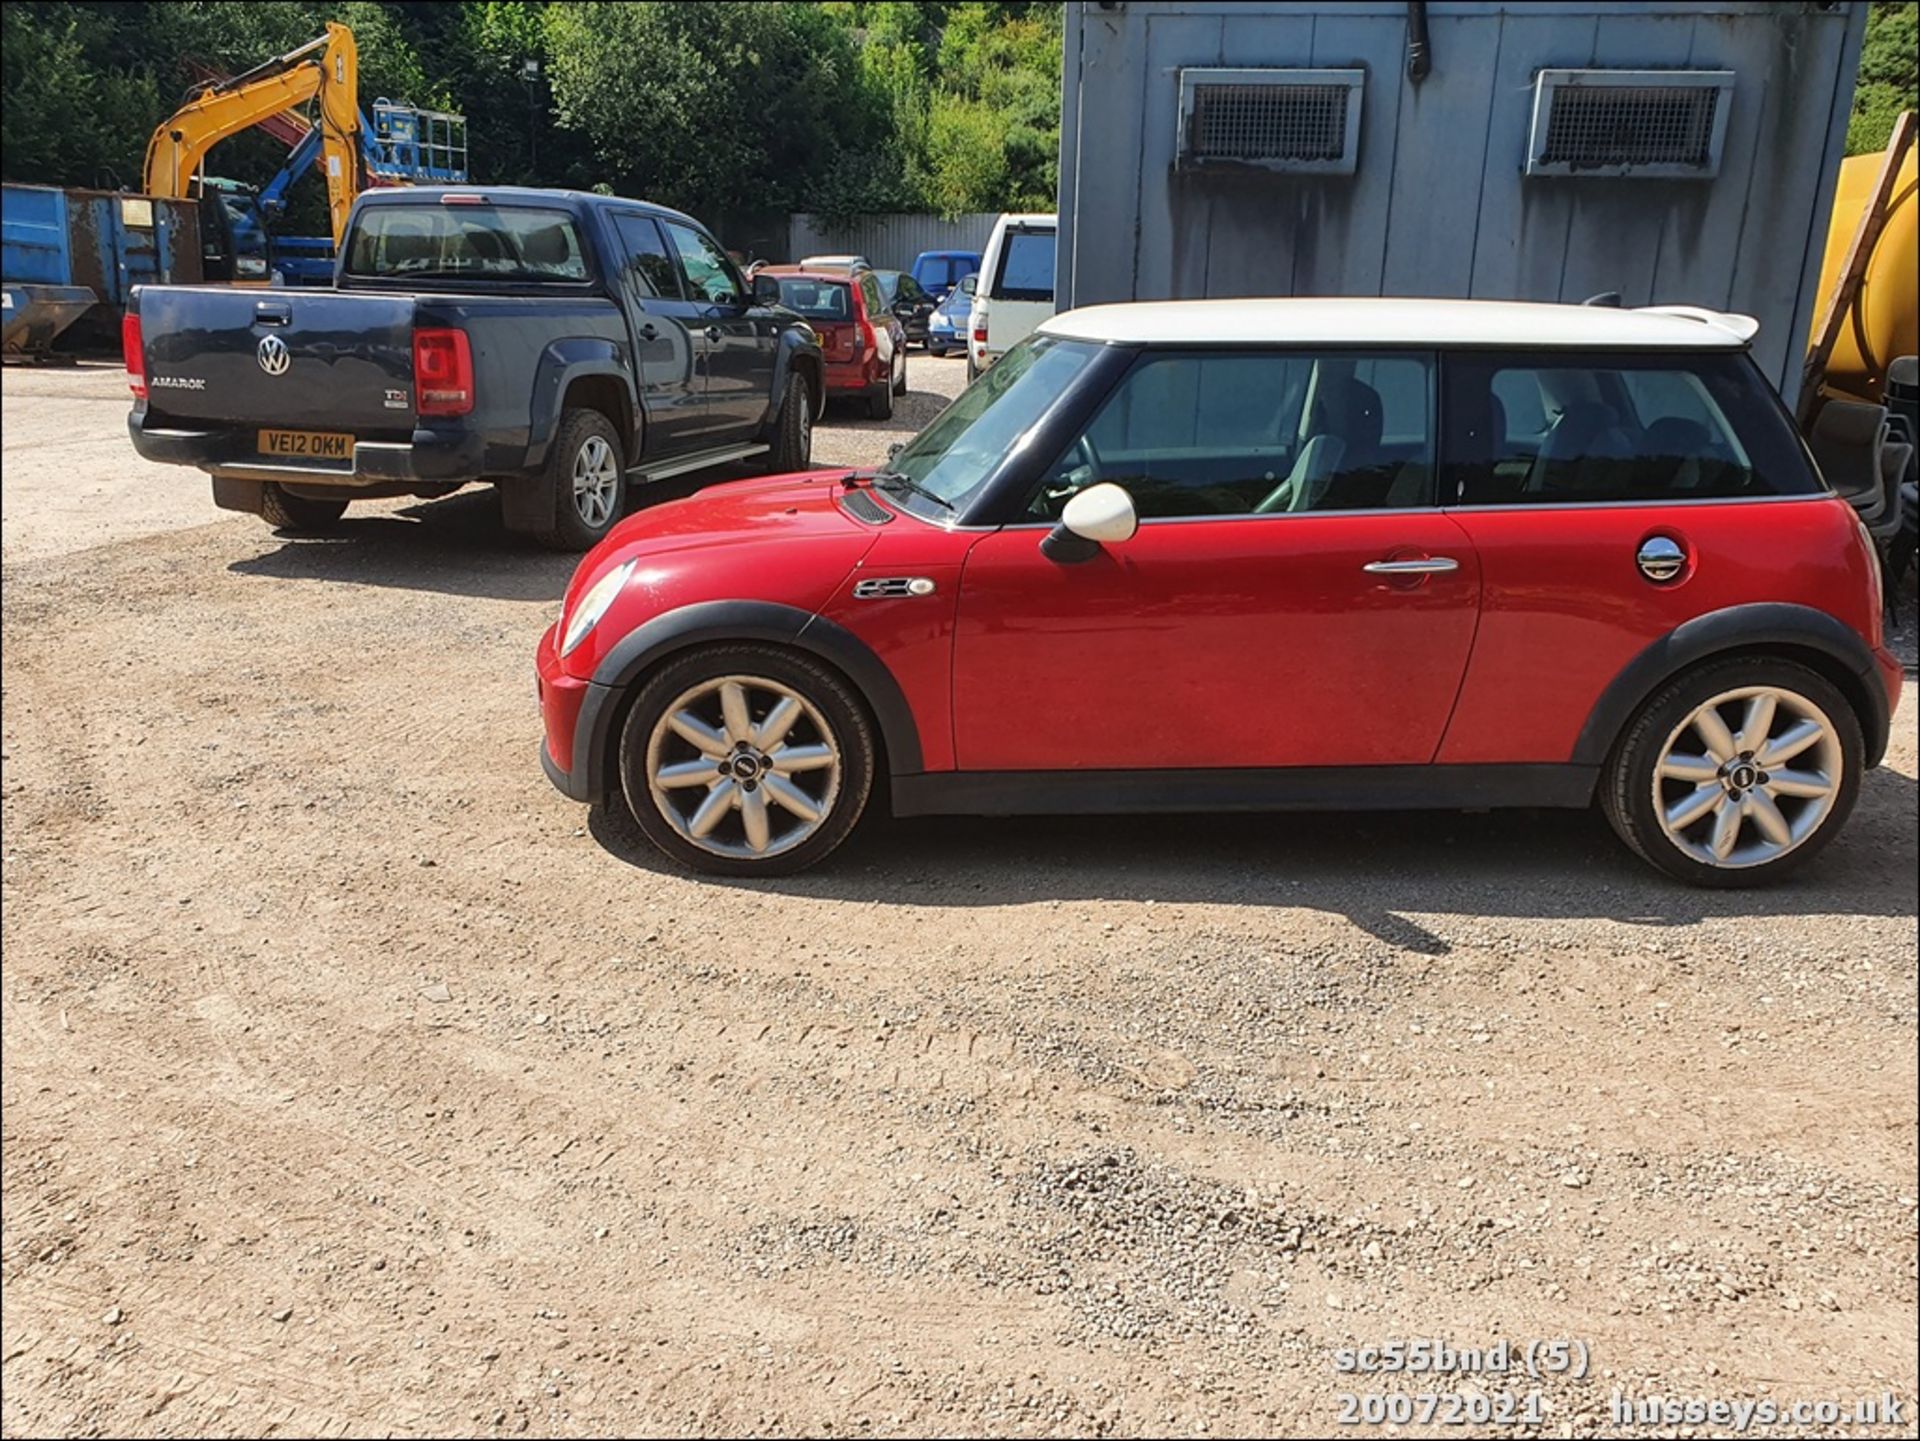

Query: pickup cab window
[[345, 204, 589, 283], [664, 221, 742, 305], [610, 212, 680, 298]]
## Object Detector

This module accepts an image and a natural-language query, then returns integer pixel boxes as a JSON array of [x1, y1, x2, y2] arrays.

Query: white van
[[968, 212, 1056, 379]]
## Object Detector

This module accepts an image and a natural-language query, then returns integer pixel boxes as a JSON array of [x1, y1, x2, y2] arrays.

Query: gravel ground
[[2, 350, 1915, 1437]]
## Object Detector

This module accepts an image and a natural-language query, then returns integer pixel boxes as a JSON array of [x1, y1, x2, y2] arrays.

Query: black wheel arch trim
[[1574, 602, 1890, 769], [568, 600, 923, 805], [769, 332, 827, 430], [527, 341, 641, 470]]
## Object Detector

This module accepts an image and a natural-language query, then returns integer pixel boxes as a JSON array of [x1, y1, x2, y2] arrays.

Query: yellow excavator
[[142, 22, 362, 249]]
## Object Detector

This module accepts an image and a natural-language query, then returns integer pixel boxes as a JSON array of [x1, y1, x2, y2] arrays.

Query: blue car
[[910, 249, 982, 303], [925, 274, 975, 357]]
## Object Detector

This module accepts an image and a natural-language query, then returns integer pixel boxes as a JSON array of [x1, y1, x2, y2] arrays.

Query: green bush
[[1848, 0, 1917, 155]]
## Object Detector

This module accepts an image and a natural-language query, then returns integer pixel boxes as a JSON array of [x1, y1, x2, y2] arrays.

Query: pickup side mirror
[[1040, 482, 1138, 563], [751, 273, 782, 306]]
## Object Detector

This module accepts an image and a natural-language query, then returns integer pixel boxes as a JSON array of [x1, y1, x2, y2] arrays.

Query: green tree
[[1, 4, 160, 188], [1848, 0, 1917, 154], [544, 2, 879, 219]]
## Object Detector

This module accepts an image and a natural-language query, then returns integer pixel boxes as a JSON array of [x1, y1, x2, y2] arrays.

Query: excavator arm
[[142, 22, 362, 247]]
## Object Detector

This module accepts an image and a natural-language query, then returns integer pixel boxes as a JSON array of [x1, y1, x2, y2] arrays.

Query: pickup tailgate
[[137, 286, 416, 432]]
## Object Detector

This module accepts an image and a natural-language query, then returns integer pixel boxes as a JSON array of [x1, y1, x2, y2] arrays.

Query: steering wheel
[[1035, 435, 1101, 518]]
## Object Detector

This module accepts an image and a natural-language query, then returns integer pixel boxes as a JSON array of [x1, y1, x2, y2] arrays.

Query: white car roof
[[993, 213, 1056, 229], [1038, 297, 1759, 349]]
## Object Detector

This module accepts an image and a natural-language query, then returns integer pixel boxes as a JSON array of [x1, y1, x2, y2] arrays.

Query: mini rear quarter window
[[345, 204, 589, 283], [1441, 352, 1820, 504]]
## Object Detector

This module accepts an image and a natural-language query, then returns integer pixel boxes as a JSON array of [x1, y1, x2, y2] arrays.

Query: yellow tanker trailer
[[1804, 118, 1917, 594]]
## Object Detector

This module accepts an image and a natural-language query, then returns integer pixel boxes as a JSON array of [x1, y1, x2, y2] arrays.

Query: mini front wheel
[[618, 645, 875, 876]]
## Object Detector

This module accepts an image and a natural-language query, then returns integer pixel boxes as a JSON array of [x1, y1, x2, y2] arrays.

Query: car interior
[[350, 208, 588, 282], [775, 279, 852, 323], [1027, 353, 1773, 520], [1028, 353, 1434, 520], [1463, 364, 1755, 503]]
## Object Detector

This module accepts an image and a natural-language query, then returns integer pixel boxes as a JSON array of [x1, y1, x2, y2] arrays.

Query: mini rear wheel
[[618, 645, 875, 876], [1601, 657, 1862, 887]]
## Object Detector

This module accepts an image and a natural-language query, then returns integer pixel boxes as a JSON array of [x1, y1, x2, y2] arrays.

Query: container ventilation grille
[[1527, 70, 1734, 178], [1177, 69, 1364, 175]]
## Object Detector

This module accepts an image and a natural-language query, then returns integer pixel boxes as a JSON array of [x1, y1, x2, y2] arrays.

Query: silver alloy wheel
[[572, 435, 619, 529], [1652, 685, 1843, 869], [645, 674, 842, 859]]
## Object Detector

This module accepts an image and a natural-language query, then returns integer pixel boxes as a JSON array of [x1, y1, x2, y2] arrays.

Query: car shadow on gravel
[[223, 472, 753, 601], [586, 766, 1917, 942]]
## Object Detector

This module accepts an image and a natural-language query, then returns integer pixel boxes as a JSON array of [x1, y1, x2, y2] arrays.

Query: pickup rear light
[[123, 314, 147, 400], [413, 327, 474, 417], [858, 318, 878, 358]]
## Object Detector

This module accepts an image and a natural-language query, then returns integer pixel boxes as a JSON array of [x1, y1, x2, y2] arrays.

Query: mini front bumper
[[537, 622, 594, 802]]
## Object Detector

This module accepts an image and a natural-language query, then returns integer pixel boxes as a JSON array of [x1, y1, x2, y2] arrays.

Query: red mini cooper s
[[536, 299, 1902, 886]]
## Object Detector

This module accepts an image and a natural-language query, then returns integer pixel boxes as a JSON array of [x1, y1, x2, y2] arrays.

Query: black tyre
[[928, 342, 949, 358], [892, 351, 908, 396], [866, 373, 894, 420], [510, 408, 625, 551], [763, 373, 813, 474], [259, 484, 348, 533], [1600, 656, 1862, 888], [617, 645, 876, 877]]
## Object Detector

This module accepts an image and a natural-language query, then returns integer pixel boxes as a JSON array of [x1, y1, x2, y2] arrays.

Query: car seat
[[520, 223, 575, 273], [1640, 416, 1714, 493], [1314, 379, 1394, 509], [1526, 401, 1632, 495]]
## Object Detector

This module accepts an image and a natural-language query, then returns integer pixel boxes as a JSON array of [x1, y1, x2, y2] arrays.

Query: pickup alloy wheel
[[515, 407, 626, 550], [573, 436, 620, 531]]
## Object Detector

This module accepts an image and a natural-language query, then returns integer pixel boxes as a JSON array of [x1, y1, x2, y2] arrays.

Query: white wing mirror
[[1041, 482, 1137, 562]]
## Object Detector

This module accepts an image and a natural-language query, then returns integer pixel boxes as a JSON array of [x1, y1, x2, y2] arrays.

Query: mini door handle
[[1363, 557, 1459, 574]]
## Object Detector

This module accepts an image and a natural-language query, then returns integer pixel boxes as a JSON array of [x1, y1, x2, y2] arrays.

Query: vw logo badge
[[256, 334, 291, 377]]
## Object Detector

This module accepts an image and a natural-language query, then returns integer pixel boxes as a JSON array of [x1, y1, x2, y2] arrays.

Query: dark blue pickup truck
[[126, 187, 824, 549]]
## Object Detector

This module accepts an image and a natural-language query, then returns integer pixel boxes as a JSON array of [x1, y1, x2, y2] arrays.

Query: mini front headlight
[[560, 558, 636, 658]]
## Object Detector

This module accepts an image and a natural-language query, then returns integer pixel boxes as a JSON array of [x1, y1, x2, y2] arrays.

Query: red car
[[537, 298, 1901, 886], [760, 266, 908, 418]]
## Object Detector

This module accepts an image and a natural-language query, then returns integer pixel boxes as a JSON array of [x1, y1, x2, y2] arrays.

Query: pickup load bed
[[126, 187, 823, 548]]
